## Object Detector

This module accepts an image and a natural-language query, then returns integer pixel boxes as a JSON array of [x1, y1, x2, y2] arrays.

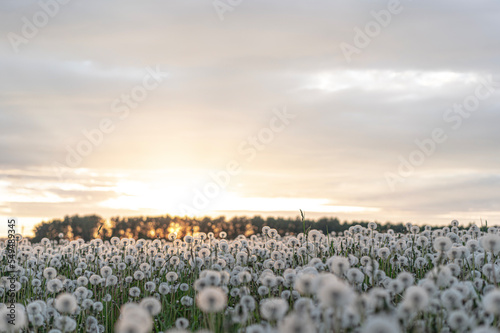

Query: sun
[[168, 225, 182, 235]]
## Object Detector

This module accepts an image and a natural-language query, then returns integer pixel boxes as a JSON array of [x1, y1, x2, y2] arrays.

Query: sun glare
[[101, 179, 188, 214]]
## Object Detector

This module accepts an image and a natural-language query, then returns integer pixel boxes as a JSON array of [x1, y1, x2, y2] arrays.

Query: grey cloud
[[1, 0, 499, 231]]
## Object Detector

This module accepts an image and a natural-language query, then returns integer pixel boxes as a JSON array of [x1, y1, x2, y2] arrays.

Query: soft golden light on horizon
[[212, 193, 380, 214], [101, 181, 379, 217], [168, 224, 182, 235], [3, 166, 498, 238], [100, 178, 188, 214]]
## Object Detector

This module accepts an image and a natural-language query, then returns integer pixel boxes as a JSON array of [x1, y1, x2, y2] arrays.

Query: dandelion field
[[3, 220, 500, 333]]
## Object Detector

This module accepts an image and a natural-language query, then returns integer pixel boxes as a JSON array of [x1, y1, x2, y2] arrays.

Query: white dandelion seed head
[[0, 304, 27, 331], [317, 279, 353, 309], [119, 303, 152, 332], [196, 287, 227, 313], [129, 286, 141, 298], [260, 298, 288, 321], [361, 315, 401, 333], [481, 234, 500, 254], [397, 271, 414, 289], [100, 265, 113, 278], [54, 315, 77, 332], [403, 286, 429, 311], [115, 319, 149, 333], [55, 293, 77, 314], [175, 317, 189, 329], [240, 295, 256, 311], [441, 288, 464, 311], [434, 237, 453, 253], [328, 256, 351, 276], [447, 310, 470, 331], [294, 297, 313, 313], [47, 279, 63, 293], [92, 301, 104, 312], [483, 289, 500, 315], [346, 268, 364, 284], [166, 272, 179, 282], [279, 312, 314, 333], [140, 297, 162, 316], [294, 274, 316, 295]]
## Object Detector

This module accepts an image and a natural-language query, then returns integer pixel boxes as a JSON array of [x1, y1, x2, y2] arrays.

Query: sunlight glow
[[100, 180, 186, 214], [212, 193, 379, 214]]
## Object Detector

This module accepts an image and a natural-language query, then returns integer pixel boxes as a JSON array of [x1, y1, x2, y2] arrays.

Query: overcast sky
[[1, 0, 500, 236]]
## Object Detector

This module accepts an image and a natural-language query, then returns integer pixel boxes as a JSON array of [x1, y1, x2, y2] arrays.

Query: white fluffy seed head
[[433, 237, 453, 253], [260, 298, 288, 321], [0, 304, 27, 331], [139, 297, 162, 316], [279, 312, 314, 333], [328, 256, 351, 276], [317, 279, 353, 309], [481, 234, 500, 254], [118, 304, 152, 333], [294, 274, 316, 295], [483, 289, 500, 315], [43, 267, 57, 280], [115, 319, 148, 333], [447, 310, 470, 331], [361, 316, 401, 333], [55, 293, 77, 314], [403, 286, 429, 311], [196, 287, 227, 313]]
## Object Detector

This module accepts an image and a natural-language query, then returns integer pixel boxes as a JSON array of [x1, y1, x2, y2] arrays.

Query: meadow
[[2, 219, 500, 333]]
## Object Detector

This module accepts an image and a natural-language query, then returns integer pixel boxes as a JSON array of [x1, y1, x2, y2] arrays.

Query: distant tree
[[31, 213, 420, 241], [31, 218, 68, 243], [32, 214, 103, 242], [67, 215, 102, 241]]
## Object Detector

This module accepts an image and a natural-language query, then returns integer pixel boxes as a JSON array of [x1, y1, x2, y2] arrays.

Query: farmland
[[1, 220, 500, 332]]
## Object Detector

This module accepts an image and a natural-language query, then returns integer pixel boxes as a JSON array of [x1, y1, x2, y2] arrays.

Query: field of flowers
[[2, 219, 500, 333]]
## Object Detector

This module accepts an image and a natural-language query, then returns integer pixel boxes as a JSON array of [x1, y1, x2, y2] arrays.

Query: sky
[[1, 0, 500, 237]]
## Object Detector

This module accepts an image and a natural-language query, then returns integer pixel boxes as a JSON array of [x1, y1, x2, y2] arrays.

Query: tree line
[[30, 214, 412, 242]]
